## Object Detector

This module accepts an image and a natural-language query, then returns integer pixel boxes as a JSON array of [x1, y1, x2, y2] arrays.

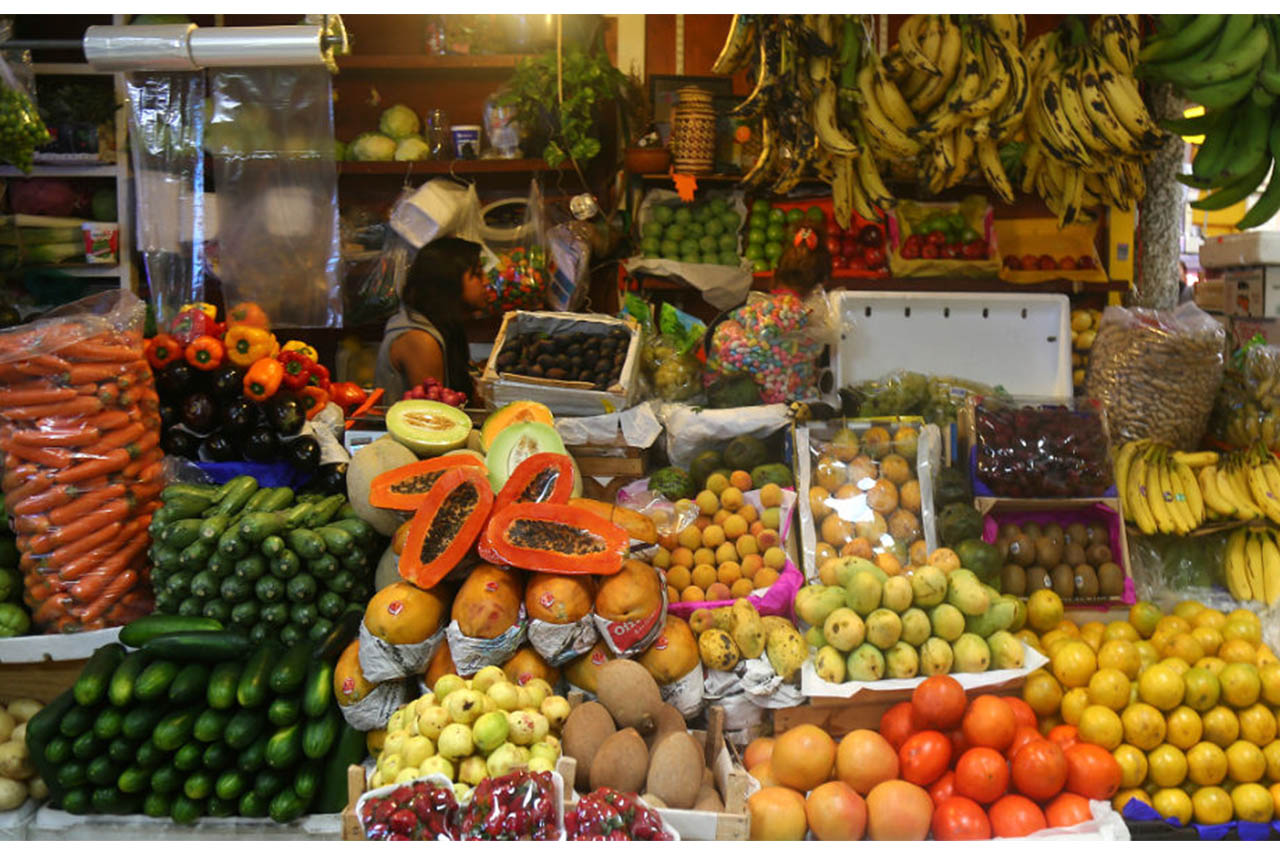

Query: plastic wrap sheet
[[971, 396, 1114, 499], [0, 20, 51, 174], [1084, 303, 1227, 450], [1209, 338, 1280, 451], [0, 289, 160, 633], [483, 179, 551, 313], [124, 71, 205, 325], [209, 67, 340, 327]]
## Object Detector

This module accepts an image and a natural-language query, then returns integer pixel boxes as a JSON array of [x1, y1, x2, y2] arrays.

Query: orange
[[1138, 663, 1185, 711], [1183, 667, 1221, 712], [1164, 706, 1203, 751], [1220, 638, 1259, 664], [1231, 782, 1275, 822], [1080, 621, 1107, 651], [1078, 704, 1124, 750], [1027, 589, 1065, 633], [1162, 634, 1205, 666], [1193, 608, 1227, 629], [1147, 744, 1188, 788], [1262, 740, 1280, 781], [1024, 670, 1065, 717], [1104, 620, 1141, 644], [1226, 739, 1267, 783], [1266, 664, 1280, 706], [729, 470, 753, 491], [1098, 640, 1142, 680], [1220, 662, 1262, 709], [1239, 703, 1277, 746], [1191, 626, 1223, 657], [1062, 687, 1091, 725], [1173, 600, 1205, 621], [1202, 706, 1241, 748], [1051, 640, 1098, 688], [1120, 703, 1166, 751], [1128, 601, 1163, 639], [1223, 616, 1262, 646], [1088, 668, 1132, 711], [1155, 615, 1192, 638], [1114, 744, 1148, 789], [1187, 741, 1228, 787], [1057, 620, 1081, 637], [1191, 786, 1234, 825], [1152, 788, 1192, 826]]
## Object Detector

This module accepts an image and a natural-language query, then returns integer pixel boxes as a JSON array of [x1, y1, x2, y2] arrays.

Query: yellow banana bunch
[[1225, 527, 1280, 607], [1115, 440, 1212, 534]]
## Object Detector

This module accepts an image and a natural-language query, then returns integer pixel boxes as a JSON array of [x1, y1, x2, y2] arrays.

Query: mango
[[846, 643, 886, 681], [882, 576, 913, 613], [920, 637, 955, 675], [947, 577, 990, 617], [795, 584, 847, 627], [886, 641, 920, 679], [965, 598, 1016, 638], [909, 565, 948, 607], [822, 607, 866, 652], [699, 629, 740, 671], [833, 556, 887, 587], [865, 608, 903, 651], [805, 624, 826, 648], [765, 624, 806, 680], [900, 607, 931, 646], [815, 645, 847, 683], [987, 630, 1025, 670], [952, 633, 991, 673], [845, 571, 883, 616], [929, 603, 966, 642], [1005, 595, 1028, 632]]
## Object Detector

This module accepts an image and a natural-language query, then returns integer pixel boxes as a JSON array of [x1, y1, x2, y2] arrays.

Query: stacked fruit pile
[[22, 617, 363, 824], [974, 399, 1112, 499], [148, 477, 382, 647], [358, 770, 563, 841], [1019, 590, 1280, 826], [637, 198, 743, 268], [491, 326, 632, 391], [0, 698, 45, 812], [797, 553, 1027, 684], [992, 518, 1125, 601], [686, 598, 806, 680], [0, 504, 28, 636], [1070, 308, 1101, 391]]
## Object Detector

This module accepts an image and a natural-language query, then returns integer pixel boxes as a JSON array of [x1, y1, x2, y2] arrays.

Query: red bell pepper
[[144, 334, 183, 370], [169, 307, 224, 347], [278, 350, 314, 391], [328, 381, 367, 411], [305, 361, 330, 390], [297, 385, 329, 419]]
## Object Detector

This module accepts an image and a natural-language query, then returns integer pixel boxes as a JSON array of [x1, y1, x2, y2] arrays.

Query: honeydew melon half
[[485, 421, 582, 498], [480, 400, 555, 451], [386, 400, 471, 456]]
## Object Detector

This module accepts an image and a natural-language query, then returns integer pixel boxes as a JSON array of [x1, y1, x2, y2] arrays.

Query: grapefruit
[[748, 786, 808, 840], [805, 781, 867, 840], [772, 724, 837, 792], [865, 779, 933, 840]]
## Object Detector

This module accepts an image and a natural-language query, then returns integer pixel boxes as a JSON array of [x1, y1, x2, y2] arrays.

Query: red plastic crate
[[746, 196, 889, 280]]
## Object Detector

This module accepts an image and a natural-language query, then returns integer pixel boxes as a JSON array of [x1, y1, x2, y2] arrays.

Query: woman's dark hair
[[775, 221, 832, 296], [401, 236, 482, 397]]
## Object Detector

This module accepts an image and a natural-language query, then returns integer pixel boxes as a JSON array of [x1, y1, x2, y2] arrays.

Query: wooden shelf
[[630, 268, 1127, 297], [0, 163, 118, 178], [337, 54, 532, 71], [337, 158, 564, 176]]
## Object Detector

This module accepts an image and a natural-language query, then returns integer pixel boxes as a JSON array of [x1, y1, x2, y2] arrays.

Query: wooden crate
[[0, 628, 123, 704], [773, 682, 1023, 739]]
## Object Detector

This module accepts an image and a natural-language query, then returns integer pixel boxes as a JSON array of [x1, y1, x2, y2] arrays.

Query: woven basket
[[670, 86, 716, 175]]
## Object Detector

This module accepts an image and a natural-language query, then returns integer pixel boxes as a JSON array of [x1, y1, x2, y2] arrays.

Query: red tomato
[[1011, 739, 1067, 801], [1044, 792, 1093, 828], [928, 771, 956, 807], [1004, 725, 1043, 762], [962, 695, 1016, 752], [1063, 743, 1122, 801], [1005, 255, 1023, 270], [1037, 254, 1057, 270], [903, 233, 923, 251], [846, 256, 869, 271], [826, 236, 844, 256], [921, 244, 941, 260], [931, 796, 992, 841], [841, 237, 860, 258], [1001, 697, 1038, 730], [1059, 256, 1077, 270], [1077, 255, 1096, 269], [899, 731, 953, 786], [927, 229, 949, 246], [947, 727, 970, 757], [863, 247, 887, 269], [941, 243, 960, 260], [1020, 253, 1038, 269], [1047, 725, 1079, 752], [911, 675, 967, 731], [860, 224, 884, 247], [832, 254, 849, 270], [953, 747, 1009, 805], [900, 242, 922, 260], [880, 702, 918, 752], [987, 794, 1047, 838], [962, 240, 987, 260]]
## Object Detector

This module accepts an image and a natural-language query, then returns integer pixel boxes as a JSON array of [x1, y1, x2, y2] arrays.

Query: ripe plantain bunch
[[1021, 15, 1166, 227], [882, 14, 1030, 203], [1146, 15, 1280, 230]]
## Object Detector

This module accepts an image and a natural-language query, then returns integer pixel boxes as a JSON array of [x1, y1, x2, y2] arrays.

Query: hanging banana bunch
[[1019, 15, 1164, 227]]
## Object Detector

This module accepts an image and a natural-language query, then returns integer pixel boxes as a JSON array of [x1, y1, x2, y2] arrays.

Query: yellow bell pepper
[[224, 324, 280, 368], [179, 302, 218, 320], [280, 339, 319, 362]]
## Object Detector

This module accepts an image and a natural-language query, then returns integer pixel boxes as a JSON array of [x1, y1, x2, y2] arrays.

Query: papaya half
[[399, 467, 494, 589], [568, 497, 658, 544], [370, 455, 488, 511], [492, 452, 575, 511], [477, 502, 629, 576]]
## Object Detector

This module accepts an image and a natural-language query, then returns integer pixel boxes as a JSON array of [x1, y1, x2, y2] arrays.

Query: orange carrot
[[87, 408, 134, 431], [12, 425, 100, 447], [56, 517, 144, 581], [72, 550, 144, 609], [5, 471, 54, 505], [36, 519, 122, 565], [33, 593, 74, 626], [53, 447, 129, 484], [2, 463, 39, 491], [2, 441, 73, 468], [47, 483, 127, 527], [0, 386, 78, 407], [61, 342, 141, 363], [122, 447, 162, 480], [4, 396, 104, 421], [81, 421, 144, 456], [40, 497, 131, 548]]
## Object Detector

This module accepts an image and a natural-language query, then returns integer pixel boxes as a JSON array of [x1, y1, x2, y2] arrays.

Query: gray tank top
[[374, 307, 446, 405]]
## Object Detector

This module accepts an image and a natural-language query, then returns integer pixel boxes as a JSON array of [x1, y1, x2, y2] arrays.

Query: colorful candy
[[705, 291, 825, 403], [485, 246, 553, 312]]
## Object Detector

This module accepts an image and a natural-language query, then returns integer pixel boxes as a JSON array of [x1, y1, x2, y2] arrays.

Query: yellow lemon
[[1187, 741, 1229, 786], [1203, 706, 1241, 748], [1239, 703, 1278, 747], [1220, 638, 1259, 664], [1147, 744, 1188, 788], [1121, 702, 1168, 751], [1103, 620, 1141, 644], [1223, 617, 1262, 647], [1231, 782, 1276, 822], [1262, 740, 1280, 782], [1196, 656, 1227, 677], [1193, 608, 1227, 629], [1088, 668, 1132, 711], [1027, 589, 1065, 633], [1165, 706, 1204, 751], [1258, 645, 1279, 667], [1115, 788, 1153, 813], [1260, 663, 1280, 706], [1191, 626, 1223, 658], [1098, 639, 1142, 680], [1226, 740, 1267, 783], [1162, 633, 1205, 666], [1128, 601, 1163, 638], [1221, 662, 1262, 709], [1062, 687, 1091, 726], [1135, 641, 1160, 673], [1182, 667, 1221, 712], [1114, 744, 1149, 789], [1138, 663, 1185, 711], [1052, 640, 1098, 689], [1270, 782, 1280, 817], [1023, 670, 1064, 717], [1191, 786, 1234, 824], [1152, 787, 1193, 825], [1079, 704, 1124, 751], [1228, 607, 1262, 627]]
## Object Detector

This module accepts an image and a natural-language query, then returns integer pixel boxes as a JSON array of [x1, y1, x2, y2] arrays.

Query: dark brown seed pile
[[418, 481, 479, 564], [518, 468, 561, 502], [390, 470, 445, 495], [506, 519, 604, 555]]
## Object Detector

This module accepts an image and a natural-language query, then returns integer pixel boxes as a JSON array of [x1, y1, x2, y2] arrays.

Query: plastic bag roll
[[84, 24, 198, 72], [188, 26, 327, 67]]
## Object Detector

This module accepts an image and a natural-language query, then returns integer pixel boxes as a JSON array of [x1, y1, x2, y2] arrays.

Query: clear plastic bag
[[1208, 337, 1280, 451], [972, 396, 1114, 499], [125, 72, 206, 326], [483, 179, 551, 313], [0, 289, 160, 633], [840, 369, 1006, 427], [639, 305, 705, 402], [0, 21, 51, 173], [209, 67, 341, 327], [348, 223, 414, 327], [1084, 303, 1227, 450]]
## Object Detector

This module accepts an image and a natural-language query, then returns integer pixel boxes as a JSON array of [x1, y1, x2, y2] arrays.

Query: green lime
[[748, 227, 766, 246], [652, 206, 674, 225], [745, 244, 765, 261], [702, 253, 720, 265], [959, 226, 981, 243], [718, 233, 738, 251], [766, 222, 786, 242], [642, 221, 664, 241], [806, 205, 826, 224], [685, 221, 704, 239], [718, 251, 740, 266], [765, 241, 784, 260], [705, 218, 725, 238], [660, 240, 680, 258], [641, 236, 661, 255], [752, 258, 770, 273], [681, 253, 702, 265], [751, 199, 770, 215], [666, 224, 686, 243], [946, 212, 966, 231], [786, 208, 806, 224], [699, 235, 718, 252], [709, 198, 729, 216], [674, 207, 693, 225], [768, 207, 786, 224], [680, 238, 700, 256], [748, 212, 768, 232], [721, 210, 741, 231]]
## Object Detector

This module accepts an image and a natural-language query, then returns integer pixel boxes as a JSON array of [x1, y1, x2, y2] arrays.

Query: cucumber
[[253, 768, 288, 798], [308, 553, 339, 581], [177, 540, 214, 573], [202, 741, 235, 771], [142, 630, 254, 662], [92, 706, 125, 741], [215, 769, 249, 801], [207, 796, 237, 818], [224, 709, 266, 749], [163, 493, 215, 519], [108, 651, 151, 708], [217, 528, 251, 559], [316, 591, 344, 619], [150, 763, 183, 794], [74, 643, 125, 706], [238, 789, 270, 818], [71, 729, 102, 761], [291, 603, 318, 630], [254, 487, 296, 513], [59, 705, 96, 738], [302, 706, 341, 760], [325, 570, 356, 595], [165, 571, 194, 598], [269, 551, 301, 580], [120, 615, 226, 649], [314, 606, 363, 661], [173, 742, 203, 771], [202, 598, 232, 624], [237, 642, 281, 708], [161, 518, 204, 550], [270, 788, 306, 823], [107, 736, 137, 764], [86, 755, 121, 786], [267, 695, 302, 728], [206, 551, 234, 578], [117, 764, 152, 794], [285, 573, 316, 603], [207, 660, 242, 709], [208, 476, 258, 517], [280, 624, 306, 647], [135, 739, 165, 769], [255, 575, 286, 604], [193, 708, 230, 743], [286, 529, 326, 561], [238, 511, 286, 543], [337, 503, 360, 521], [135, 659, 181, 701], [162, 483, 220, 504], [282, 502, 314, 529], [326, 517, 375, 544], [260, 534, 286, 559], [168, 663, 211, 703], [92, 787, 140, 815], [152, 588, 180, 614], [307, 495, 347, 527], [121, 706, 165, 741], [153, 709, 198, 751], [248, 623, 271, 645], [316, 526, 354, 555], [229, 600, 260, 628], [269, 641, 313, 695], [177, 596, 203, 617], [292, 760, 323, 803], [219, 574, 253, 604], [44, 736, 72, 765], [151, 543, 181, 573], [235, 553, 268, 582], [259, 601, 289, 626], [60, 788, 91, 815], [264, 723, 302, 770], [339, 549, 369, 573], [308, 619, 334, 644], [302, 658, 334, 719], [56, 760, 87, 789], [237, 735, 269, 773], [170, 793, 204, 824], [197, 514, 233, 545], [190, 569, 219, 600], [143, 792, 173, 818]]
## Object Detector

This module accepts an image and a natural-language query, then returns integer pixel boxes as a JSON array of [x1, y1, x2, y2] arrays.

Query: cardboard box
[[1199, 231, 1280, 268], [1231, 316, 1280, 348], [1194, 276, 1226, 314], [1220, 266, 1280, 318]]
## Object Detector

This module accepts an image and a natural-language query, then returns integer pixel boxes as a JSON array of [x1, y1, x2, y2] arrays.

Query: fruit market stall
[[5, 10, 1280, 844]]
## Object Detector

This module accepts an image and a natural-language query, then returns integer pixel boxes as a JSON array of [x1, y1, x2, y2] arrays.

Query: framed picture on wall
[[649, 74, 734, 145]]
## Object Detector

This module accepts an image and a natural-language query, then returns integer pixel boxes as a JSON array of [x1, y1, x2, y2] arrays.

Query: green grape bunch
[[0, 87, 52, 173]]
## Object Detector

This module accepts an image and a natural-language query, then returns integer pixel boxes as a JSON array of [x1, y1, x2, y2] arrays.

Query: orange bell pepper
[[184, 335, 224, 371], [228, 301, 270, 329], [244, 357, 285, 402]]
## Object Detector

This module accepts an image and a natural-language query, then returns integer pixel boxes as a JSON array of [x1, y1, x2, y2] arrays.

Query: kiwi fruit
[[1065, 523, 1088, 545], [1022, 522, 1043, 540], [1043, 523, 1064, 543], [1074, 564, 1099, 598], [1063, 542, 1087, 568], [999, 523, 1023, 541], [994, 538, 1010, 562], [1001, 564, 1027, 596], [1034, 536, 1063, 568], [1097, 562, 1124, 596], [1025, 567, 1050, 592], [1008, 534, 1036, 568], [1086, 524, 1109, 546], [1085, 544, 1113, 566], [1051, 565, 1076, 599]]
